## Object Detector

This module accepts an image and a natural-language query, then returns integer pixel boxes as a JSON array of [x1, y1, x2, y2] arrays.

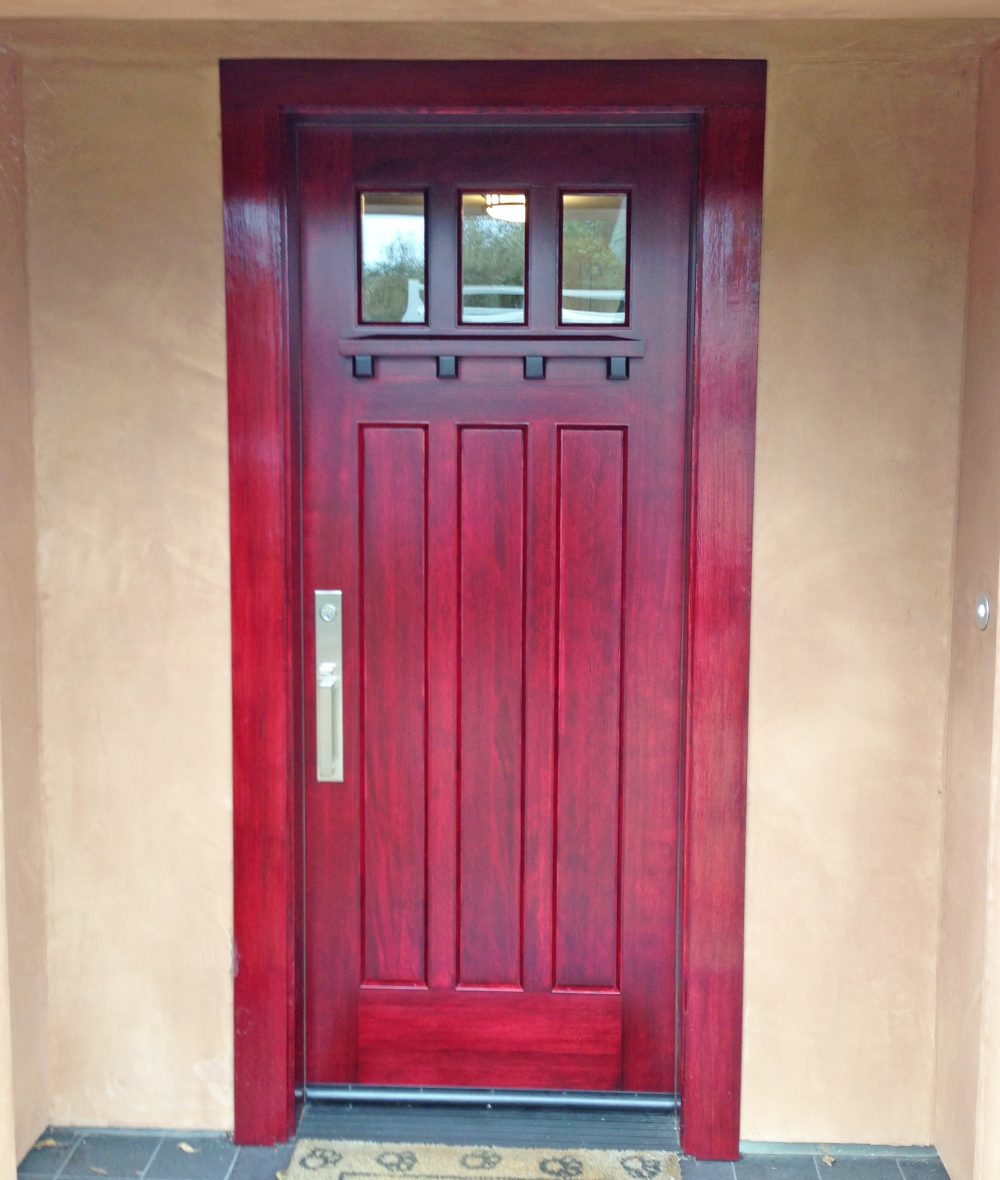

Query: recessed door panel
[[458, 427, 527, 989], [361, 425, 428, 986], [554, 427, 626, 991]]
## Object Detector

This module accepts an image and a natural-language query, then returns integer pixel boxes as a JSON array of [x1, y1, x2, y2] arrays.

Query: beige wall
[[20, 49, 234, 1132], [744, 53, 977, 1145], [1, 18, 986, 1148], [935, 44, 1000, 1180], [0, 47, 48, 1162]]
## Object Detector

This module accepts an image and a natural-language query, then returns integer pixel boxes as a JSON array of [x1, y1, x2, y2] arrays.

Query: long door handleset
[[315, 590, 344, 782]]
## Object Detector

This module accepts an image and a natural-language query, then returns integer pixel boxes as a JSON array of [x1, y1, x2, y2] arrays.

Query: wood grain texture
[[301, 119, 694, 1095], [358, 990, 622, 1089], [426, 418, 460, 994], [554, 428, 626, 991], [458, 427, 526, 988], [299, 125, 361, 1090], [679, 103, 766, 1161], [299, 123, 693, 1101], [222, 97, 299, 1147], [220, 59, 766, 114], [361, 426, 429, 985], [337, 338, 647, 357], [221, 60, 765, 1155]]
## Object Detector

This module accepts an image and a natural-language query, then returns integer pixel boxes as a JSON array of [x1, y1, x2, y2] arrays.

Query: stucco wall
[[0, 48, 48, 1162], [935, 44, 1000, 1180], [8, 22, 980, 1145], [20, 51, 234, 1133], [743, 53, 977, 1145]]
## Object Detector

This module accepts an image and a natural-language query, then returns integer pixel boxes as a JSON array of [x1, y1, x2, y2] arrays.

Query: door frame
[[220, 58, 765, 1160]]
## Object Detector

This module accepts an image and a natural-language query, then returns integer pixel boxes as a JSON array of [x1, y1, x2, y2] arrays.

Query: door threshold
[[303, 1086, 679, 1112]]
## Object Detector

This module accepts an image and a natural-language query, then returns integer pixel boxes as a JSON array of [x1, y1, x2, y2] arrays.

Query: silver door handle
[[315, 590, 343, 782]]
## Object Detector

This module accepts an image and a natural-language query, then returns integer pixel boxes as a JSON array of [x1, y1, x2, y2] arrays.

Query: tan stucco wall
[[4, 20, 983, 1144], [743, 53, 978, 1145], [19, 48, 234, 1132], [0, 48, 48, 1162], [934, 45, 1000, 1180]]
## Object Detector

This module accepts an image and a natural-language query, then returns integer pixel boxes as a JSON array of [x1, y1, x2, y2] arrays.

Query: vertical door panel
[[554, 427, 626, 990], [458, 427, 527, 989], [361, 425, 428, 985]]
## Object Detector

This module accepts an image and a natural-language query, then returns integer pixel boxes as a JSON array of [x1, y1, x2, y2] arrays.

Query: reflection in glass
[[561, 193, 629, 325], [461, 193, 527, 325], [360, 192, 426, 324]]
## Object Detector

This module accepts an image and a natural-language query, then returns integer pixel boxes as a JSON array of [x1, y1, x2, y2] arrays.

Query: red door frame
[[220, 58, 765, 1161]]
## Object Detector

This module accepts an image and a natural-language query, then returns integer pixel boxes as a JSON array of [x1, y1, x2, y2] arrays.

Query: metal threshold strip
[[304, 1086, 679, 1112]]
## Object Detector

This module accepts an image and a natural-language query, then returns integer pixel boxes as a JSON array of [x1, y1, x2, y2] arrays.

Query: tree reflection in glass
[[561, 193, 629, 325], [360, 192, 427, 324], [461, 193, 527, 325]]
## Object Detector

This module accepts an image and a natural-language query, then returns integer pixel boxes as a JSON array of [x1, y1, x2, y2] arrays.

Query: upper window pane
[[461, 193, 527, 325], [561, 193, 629, 326], [360, 191, 426, 324]]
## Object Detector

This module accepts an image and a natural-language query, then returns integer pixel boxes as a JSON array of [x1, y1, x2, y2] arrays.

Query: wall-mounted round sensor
[[975, 592, 992, 632]]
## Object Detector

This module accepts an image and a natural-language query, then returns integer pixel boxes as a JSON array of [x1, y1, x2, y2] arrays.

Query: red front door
[[299, 121, 694, 1093]]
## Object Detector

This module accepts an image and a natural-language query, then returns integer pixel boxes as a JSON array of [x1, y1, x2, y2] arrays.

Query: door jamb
[[221, 58, 765, 1161]]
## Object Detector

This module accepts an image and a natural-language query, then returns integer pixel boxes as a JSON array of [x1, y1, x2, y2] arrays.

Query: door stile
[[522, 423, 557, 995], [427, 420, 459, 991], [299, 123, 362, 1087], [616, 125, 692, 1094]]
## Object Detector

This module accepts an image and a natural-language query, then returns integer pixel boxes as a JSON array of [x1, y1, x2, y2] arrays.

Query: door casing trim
[[220, 58, 765, 1161]]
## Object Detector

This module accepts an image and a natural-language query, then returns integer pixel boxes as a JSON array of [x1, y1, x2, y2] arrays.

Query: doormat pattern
[[290, 1140, 681, 1180]]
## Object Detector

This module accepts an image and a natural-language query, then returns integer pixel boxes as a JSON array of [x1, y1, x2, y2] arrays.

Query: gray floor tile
[[228, 1146, 295, 1180], [805, 1159, 901, 1179], [680, 1160, 736, 1179], [61, 1134, 163, 1179], [731, 1157, 819, 1179], [898, 1162, 950, 1180], [17, 1120, 948, 1180], [18, 1133, 80, 1176], [146, 1138, 237, 1180]]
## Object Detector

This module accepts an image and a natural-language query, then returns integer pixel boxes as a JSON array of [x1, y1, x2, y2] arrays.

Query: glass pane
[[461, 193, 527, 325], [561, 193, 629, 325], [360, 191, 426, 324]]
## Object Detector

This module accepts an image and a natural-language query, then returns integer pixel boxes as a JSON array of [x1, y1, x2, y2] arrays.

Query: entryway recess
[[221, 58, 765, 1163]]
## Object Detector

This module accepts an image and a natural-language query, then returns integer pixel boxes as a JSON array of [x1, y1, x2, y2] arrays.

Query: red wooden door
[[300, 122, 694, 1093]]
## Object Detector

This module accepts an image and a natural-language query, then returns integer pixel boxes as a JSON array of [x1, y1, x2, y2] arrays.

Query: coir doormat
[[289, 1140, 681, 1180]]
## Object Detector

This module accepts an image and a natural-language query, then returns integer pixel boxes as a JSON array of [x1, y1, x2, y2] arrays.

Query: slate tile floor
[[679, 1157, 949, 1178], [18, 1133, 292, 1180], [17, 1115, 950, 1180]]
